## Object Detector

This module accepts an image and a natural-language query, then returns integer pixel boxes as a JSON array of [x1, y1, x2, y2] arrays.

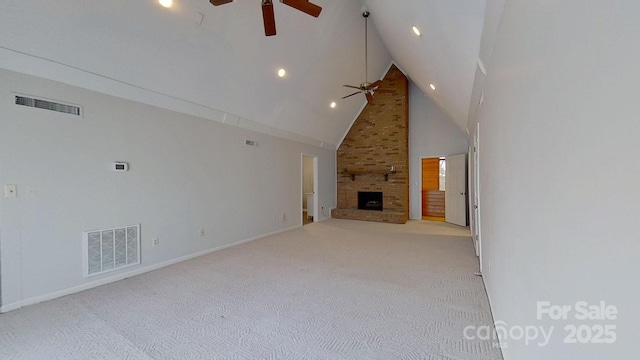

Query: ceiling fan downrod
[[363, 11, 370, 88], [341, 10, 392, 102]]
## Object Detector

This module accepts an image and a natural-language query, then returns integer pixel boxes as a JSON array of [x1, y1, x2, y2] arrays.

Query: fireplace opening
[[358, 191, 383, 211]]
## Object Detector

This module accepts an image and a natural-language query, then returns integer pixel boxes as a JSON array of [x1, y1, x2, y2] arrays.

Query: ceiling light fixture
[[159, 0, 173, 8], [278, 68, 286, 77], [430, 83, 436, 91], [412, 26, 421, 36], [330, 101, 337, 109]]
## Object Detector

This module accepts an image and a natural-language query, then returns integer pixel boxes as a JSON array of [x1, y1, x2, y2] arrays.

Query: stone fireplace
[[331, 65, 409, 224]]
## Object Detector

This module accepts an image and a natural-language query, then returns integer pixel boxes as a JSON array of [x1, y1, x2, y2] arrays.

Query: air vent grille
[[245, 139, 259, 147], [83, 225, 140, 277], [15, 95, 81, 116]]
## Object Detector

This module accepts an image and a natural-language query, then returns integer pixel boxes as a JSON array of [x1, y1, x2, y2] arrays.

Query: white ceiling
[[0, 0, 486, 147]]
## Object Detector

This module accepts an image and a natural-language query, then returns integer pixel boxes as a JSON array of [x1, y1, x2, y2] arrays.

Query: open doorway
[[422, 155, 468, 226], [421, 157, 446, 221], [302, 154, 317, 225]]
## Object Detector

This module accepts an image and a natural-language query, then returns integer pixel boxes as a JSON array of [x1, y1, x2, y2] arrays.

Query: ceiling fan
[[209, 0, 322, 36], [342, 11, 393, 103]]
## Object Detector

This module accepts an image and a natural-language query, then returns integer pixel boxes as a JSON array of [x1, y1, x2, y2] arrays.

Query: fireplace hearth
[[358, 191, 383, 211]]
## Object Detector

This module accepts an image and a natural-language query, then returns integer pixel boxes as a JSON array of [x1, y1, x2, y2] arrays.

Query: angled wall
[[332, 65, 409, 224]]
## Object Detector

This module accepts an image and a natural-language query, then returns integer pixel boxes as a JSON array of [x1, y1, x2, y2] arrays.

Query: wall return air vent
[[83, 225, 140, 277], [15, 95, 82, 116]]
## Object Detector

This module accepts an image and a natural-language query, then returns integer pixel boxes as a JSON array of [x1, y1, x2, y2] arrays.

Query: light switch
[[4, 184, 17, 198]]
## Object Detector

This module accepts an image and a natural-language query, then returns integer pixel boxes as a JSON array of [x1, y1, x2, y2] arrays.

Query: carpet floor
[[0, 219, 503, 360]]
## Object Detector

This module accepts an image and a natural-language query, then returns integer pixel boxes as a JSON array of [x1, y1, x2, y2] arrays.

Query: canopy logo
[[463, 301, 618, 348]]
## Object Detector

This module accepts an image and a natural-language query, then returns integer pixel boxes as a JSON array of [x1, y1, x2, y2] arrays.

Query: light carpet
[[0, 219, 503, 359]]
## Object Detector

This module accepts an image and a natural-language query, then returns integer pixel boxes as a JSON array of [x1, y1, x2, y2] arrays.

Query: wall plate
[[4, 184, 17, 198]]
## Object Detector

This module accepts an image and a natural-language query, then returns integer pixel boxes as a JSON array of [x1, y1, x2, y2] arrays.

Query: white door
[[445, 153, 467, 226]]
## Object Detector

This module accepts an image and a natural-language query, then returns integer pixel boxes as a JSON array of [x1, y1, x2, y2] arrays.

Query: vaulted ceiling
[[0, 0, 486, 148]]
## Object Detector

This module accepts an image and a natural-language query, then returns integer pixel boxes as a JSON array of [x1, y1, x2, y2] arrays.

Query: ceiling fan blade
[[375, 88, 394, 93], [262, 0, 277, 36], [343, 85, 363, 90], [210, 0, 233, 5], [280, 0, 322, 17], [369, 80, 383, 88], [365, 92, 374, 102], [341, 91, 361, 99]]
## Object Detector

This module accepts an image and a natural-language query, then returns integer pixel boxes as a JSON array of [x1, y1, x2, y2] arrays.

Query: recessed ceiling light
[[278, 68, 286, 78], [412, 26, 421, 36], [159, 0, 173, 8], [430, 83, 436, 91], [330, 101, 337, 109]]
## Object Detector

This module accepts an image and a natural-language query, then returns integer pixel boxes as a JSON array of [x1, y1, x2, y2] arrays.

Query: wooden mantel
[[342, 168, 397, 181]]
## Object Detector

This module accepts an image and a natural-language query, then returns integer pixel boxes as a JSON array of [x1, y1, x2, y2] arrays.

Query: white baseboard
[[0, 225, 300, 313], [314, 207, 334, 222]]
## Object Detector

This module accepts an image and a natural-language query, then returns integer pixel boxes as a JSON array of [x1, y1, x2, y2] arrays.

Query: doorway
[[421, 157, 446, 221], [302, 154, 317, 225], [422, 155, 468, 226]]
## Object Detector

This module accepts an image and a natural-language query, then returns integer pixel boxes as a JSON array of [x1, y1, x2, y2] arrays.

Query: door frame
[[420, 156, 446, 221], [301, 154, 318, 224], [471, 122, 483, 269]]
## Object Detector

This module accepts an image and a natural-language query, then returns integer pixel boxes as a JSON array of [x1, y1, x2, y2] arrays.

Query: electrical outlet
[[200, 228, 205, 237], [153, 237, 159, 247]]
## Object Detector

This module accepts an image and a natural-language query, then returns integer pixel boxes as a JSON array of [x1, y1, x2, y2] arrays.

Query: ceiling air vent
[[245, 139, 259, 147], [15, 95, 81, 116]]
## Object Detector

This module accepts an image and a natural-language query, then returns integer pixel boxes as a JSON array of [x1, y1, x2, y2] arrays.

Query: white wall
[[408, 82, 468, 220], [474, 1, 640, 358], [0, 69, 336, 310]]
